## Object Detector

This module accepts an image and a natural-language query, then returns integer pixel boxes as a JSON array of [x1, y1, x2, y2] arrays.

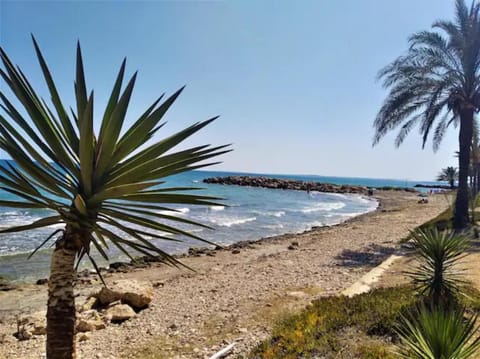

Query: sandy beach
[[0, 190, 449, 359]]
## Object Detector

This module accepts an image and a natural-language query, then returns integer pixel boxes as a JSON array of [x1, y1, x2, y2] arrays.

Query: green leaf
[[0, 200, 44, 209], [74, 194, 88, 216], [75, 41, 88, 125], [113, 86, 184, 163], [79, 92, 94, 196], [87, 252, 106, 286], [28, 229, 64, 259], [110, 117, 218, 177], [88, 181, 162, 204], [31, 35, 79, 153], [0, 52, 78, 176], [102, 202, 213, 230], [98, 58, 126, 142], [94, 72, 137, 181]]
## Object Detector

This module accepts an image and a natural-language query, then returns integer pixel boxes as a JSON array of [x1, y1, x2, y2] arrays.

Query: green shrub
[[396, 305, 480, 359], [250, 286, 417, 358], [407, 228, 469, 307]]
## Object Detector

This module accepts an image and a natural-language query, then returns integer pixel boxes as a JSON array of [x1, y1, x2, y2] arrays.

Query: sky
[[0, 0, 461, 181]]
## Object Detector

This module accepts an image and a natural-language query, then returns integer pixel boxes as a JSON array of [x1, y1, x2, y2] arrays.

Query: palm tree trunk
[[476, 165, 480, 194], [454, 108, 475, 230], [46, 228, 82, 359]]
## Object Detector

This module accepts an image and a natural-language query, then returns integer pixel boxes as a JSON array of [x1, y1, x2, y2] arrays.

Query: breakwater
[[203, 176, 418, 194], [203, 176, 371, 194]]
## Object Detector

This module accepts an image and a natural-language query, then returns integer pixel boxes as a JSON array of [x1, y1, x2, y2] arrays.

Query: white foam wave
[[211, 217, 256, 227], [253, 210, 286, 217], [158, 207, 190, 216], [301, 202, 346, 213], [0, 216, 39, 228], [210, 206, 225, 211], [49, 222, 66, 228], [262, 224, 285, 229], [2, 211, 20, 216]]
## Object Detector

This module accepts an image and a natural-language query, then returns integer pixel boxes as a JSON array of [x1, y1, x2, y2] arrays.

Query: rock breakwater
[[203, 176, 369, 194]]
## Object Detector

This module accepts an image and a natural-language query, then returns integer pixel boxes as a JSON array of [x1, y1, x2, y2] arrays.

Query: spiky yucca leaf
[[407, 228, 469, 305], [0, 36, 231, 271], [396, 306, 480, 359]]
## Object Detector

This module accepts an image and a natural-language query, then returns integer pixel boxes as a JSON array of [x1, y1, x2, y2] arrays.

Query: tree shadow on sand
[[335, 244, 397, 268]]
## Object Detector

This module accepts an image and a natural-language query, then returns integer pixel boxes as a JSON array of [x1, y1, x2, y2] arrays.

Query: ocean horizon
[[0, 168, 443, 282]]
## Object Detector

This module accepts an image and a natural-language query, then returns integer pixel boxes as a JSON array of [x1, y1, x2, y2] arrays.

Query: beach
[[0, 190, 449, 359]]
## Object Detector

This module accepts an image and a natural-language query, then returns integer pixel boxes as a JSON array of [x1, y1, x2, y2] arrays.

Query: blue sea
[[0, 170, 441, 282]]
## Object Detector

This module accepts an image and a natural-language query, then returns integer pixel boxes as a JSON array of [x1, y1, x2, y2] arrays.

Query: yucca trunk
[[454, 108, 475, 231], [46, 228, 82, 359]]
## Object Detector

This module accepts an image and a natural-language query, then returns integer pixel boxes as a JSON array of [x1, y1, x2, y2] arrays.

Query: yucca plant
[[395, 305, 480, 359], [407, 228, 469, 307], [0, 37, 230, 359]]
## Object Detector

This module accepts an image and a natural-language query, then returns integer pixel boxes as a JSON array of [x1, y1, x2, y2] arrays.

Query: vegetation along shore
[[0, 190, 449, 358]]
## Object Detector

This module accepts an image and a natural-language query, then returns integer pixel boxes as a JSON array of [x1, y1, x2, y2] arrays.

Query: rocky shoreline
[[203, 175, 417, 194], [0, 190, 447, 359]]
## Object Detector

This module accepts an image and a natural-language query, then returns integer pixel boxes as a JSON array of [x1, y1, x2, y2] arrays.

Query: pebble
[[0, 192, 446, 359]]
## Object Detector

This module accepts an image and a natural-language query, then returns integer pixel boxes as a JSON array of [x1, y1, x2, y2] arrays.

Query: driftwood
[[209, 343, 236, 359]]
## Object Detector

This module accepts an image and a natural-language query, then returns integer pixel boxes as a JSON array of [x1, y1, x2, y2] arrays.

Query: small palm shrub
[[407, 228, 469, 306], [395, 305, 480, 359]]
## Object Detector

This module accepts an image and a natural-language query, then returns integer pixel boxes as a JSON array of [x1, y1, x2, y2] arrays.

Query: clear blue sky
[[0, 0, 460, 181]]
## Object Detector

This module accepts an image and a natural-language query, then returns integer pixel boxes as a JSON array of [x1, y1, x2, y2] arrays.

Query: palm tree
[[437, 166, 459, 188], [373, 0, 480, 230], [0, 37, 230, 359], [469, 121, 480, 193]]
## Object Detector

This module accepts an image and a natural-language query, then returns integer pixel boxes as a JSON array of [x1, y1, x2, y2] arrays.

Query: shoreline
[[0, 192, 379, 285], [0, 190, 448, 359]]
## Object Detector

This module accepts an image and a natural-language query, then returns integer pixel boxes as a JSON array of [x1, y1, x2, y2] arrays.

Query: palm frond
[[0, 36, 231, 272]]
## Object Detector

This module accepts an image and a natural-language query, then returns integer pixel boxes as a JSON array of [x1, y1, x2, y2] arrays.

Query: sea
[[0, 169, 442, 282]]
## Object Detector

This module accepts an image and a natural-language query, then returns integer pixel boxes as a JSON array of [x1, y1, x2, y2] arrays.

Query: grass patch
[[249, 285, 480, 359], [417, 207, 454, 232], [400, 207, 454, 243]]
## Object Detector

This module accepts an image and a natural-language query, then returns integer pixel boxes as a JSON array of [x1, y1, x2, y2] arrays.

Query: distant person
[[306, 183, 312, 194]]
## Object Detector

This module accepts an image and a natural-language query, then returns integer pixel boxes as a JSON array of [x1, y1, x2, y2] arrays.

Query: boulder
[[78, 333, 90, 342], [105, 304, 136, 322], [76, 310, 106, 332], [14, 311, 46, 338], [80, 297, 98, 312], [0, 276, 17, 291], [97, 280, 153, 309], [31, 325, 47, 335], [77, 318, 105, 332]]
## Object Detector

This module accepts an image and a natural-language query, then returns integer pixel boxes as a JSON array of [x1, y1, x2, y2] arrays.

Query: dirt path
[[0, 191, 449, 359]]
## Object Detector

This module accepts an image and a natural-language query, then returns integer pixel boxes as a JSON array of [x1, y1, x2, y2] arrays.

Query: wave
[[253, 210, 286, 217], [210, 205, 225, 211], [158, 207, 190, 216], [211, 217, 257, 227], [300, 202, 346, 213], [0, 216, 40, 228], [262, 223, 285, 229]]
